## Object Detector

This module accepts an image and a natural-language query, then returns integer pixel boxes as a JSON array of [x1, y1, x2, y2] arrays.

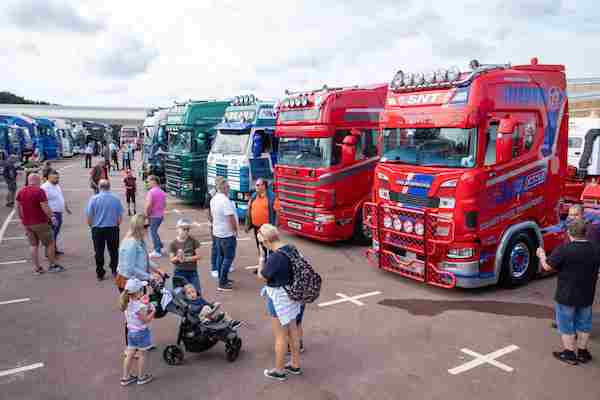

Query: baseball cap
[[125, 278, 148, 293], [176, 218, 192, 228]]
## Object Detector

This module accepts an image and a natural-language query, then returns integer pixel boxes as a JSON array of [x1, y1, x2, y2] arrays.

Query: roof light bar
[[232, 94, 258, 106], [281, 94, 313, 108]]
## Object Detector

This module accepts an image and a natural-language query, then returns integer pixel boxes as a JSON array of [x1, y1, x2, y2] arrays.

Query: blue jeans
[[215, 236, 236, 286], [148, 217, 163, 253], [210, 234, 218, 273], [52, 212, 63, 245], [174, 269, 201, 294], [555, 303, 593, 335]]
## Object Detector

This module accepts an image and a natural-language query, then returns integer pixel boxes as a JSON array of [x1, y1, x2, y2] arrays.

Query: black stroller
[[154, 276, 243, 365]]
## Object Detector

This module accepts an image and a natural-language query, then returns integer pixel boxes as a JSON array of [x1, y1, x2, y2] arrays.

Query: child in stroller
[[182, 283, 241, 328], [161, 276, 243, 365]]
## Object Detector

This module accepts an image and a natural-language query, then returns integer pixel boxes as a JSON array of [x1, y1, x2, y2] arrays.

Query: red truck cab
[[364, 58, 568, 288], [275, 84, 387, 242]]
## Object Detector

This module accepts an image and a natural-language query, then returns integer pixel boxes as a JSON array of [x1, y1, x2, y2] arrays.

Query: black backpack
[[277, 245, 321, 304]]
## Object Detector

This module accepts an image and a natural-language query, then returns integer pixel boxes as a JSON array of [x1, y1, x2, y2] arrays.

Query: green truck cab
[[164, 100, 230, 204]]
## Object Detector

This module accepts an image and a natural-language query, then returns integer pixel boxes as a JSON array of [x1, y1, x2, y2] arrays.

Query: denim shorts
[[555, 303, 593, 335], [296, 304, 306, 325], [127, 328, 152, 350]]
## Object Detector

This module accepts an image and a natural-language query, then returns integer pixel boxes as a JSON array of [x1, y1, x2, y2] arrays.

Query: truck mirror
[[350, 128, 361, 137], [341, 135, 358, 165], [498, 116, 517, 135]]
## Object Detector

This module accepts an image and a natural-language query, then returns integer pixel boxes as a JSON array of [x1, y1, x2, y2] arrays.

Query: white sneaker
[[229, 265, 235, 272], [211, 271, 218, 278], [149, 251, 162, 258]]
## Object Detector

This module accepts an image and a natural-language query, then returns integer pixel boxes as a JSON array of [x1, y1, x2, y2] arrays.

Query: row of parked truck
[[0, 114, 82, 162], [141, 57, 599, 289]]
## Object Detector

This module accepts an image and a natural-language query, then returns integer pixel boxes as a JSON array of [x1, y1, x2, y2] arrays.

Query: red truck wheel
[[499, 232, 537, 288]]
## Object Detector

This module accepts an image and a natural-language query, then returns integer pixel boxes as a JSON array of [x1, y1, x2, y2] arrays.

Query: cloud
[[18, 41, 41, 56], [90, 34, 159, 79], [7, 0, 105, 34], [495, 0, 563, 18]]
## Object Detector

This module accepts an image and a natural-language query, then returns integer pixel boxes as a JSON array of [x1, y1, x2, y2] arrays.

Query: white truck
[[53, 119, 75, 158]]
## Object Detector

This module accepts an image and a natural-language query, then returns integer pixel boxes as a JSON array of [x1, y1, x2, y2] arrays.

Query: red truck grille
[[364, 202, 456, 288]]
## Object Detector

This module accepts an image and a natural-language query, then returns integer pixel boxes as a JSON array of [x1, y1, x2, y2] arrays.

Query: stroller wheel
[[163, 345, 184, 365], [225, 337, 242, 362]]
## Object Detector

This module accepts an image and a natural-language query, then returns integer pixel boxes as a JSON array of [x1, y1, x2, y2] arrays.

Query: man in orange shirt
[[245, 178, 276, 261]]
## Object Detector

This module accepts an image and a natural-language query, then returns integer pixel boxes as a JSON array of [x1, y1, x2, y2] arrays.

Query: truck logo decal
[[394, 173, 434, 200], [394, 92, 453, 106], [486, 167, 546, 207], [480, 196, 543, 230]]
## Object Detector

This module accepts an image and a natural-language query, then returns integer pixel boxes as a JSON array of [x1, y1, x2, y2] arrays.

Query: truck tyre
[[353, 208, 372, 245], [499, 232, 537, 288]]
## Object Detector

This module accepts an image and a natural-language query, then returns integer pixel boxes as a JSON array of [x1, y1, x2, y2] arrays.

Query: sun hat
[[125, 278, 148, 293]]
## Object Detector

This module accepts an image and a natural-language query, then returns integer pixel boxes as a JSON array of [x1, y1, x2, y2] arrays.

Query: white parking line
[[200, 237, 251, 246], [3, 236, 25, 241], [245, 265, 259, 270], [0, 298, 31, 306], [0, 260, 27, 265], [0, 209, 16, 245], [318, 291, 382, 308], [448, 345, 519, 375], [0, 363, 44, 378]]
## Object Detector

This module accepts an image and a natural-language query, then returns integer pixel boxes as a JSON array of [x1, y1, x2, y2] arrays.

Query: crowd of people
[[5, 151, 599, 387]]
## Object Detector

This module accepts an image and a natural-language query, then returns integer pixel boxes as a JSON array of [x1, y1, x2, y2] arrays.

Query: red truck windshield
[[381, 127, 477, 168], [278, 137, 333, 168]]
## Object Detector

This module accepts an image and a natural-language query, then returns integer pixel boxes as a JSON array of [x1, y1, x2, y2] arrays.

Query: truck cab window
[[333, 130, 349, 165], [484, 122, 499, 166], [362, 129, 378, 158]]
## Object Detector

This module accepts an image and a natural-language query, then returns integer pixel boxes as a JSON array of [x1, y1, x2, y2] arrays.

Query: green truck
[[164, 100, 230, 204]]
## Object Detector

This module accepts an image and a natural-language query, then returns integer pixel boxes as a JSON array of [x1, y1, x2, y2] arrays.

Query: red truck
[[364, 58, 568, 288], [275, 84, 387, 242]]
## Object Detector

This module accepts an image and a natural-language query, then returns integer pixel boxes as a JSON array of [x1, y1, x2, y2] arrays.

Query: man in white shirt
[[41, 170, 72, 255], [85, 143, 94, 168], [210, 177, 238, 291]]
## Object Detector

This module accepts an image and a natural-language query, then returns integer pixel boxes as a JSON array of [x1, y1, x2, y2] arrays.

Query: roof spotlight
[[425, 70, 436, 84], [405, 73, 415, 86], [415, 72, 425, 86], [249, 94, 256, 104], [301, 95, 308, 106], [469, 59, 480, 70], [391, 70, 405, 89], [447, 66, 461, 81], [435, 69, 448, 83], [294, 97, 301, 107]]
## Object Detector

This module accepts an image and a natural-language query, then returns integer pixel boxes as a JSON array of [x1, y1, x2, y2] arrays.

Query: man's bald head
[[28, 173, 41, 186], [99, 179, 110, 191]]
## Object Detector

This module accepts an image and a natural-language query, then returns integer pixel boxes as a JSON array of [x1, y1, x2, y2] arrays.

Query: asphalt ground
[[0, 155, 599, 400]]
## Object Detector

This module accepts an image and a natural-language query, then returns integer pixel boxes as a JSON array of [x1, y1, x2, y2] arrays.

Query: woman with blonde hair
[[257, 224, 303, 381], [115, 213, 163, 292]]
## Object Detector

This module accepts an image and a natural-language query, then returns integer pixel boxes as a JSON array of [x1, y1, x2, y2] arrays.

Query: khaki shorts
[[25, 224, 54, 247]]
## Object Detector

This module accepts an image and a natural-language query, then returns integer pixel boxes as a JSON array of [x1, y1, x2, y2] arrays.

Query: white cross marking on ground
[[448, 345, 519, 375], [0, 298, 31, 306], [0, 363, 44, 378], [0, 260, 27, 265], [317, 291, 382, 308]]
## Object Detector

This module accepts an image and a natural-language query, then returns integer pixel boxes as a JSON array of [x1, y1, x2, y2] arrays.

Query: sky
[[0, 0, 598, 108]]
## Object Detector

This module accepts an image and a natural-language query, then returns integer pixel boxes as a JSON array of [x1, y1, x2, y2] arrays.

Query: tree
[[0, 91, 50, 105]]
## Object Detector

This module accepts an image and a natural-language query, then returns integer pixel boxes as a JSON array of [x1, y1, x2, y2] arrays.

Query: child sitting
[[182, 284, 240, 327]]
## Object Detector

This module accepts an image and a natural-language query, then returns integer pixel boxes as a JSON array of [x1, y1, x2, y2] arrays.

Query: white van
[[568, 116, 600, 175]]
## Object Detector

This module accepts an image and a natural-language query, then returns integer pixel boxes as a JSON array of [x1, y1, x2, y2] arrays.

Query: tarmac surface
[[0, 156, 599, 400]]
